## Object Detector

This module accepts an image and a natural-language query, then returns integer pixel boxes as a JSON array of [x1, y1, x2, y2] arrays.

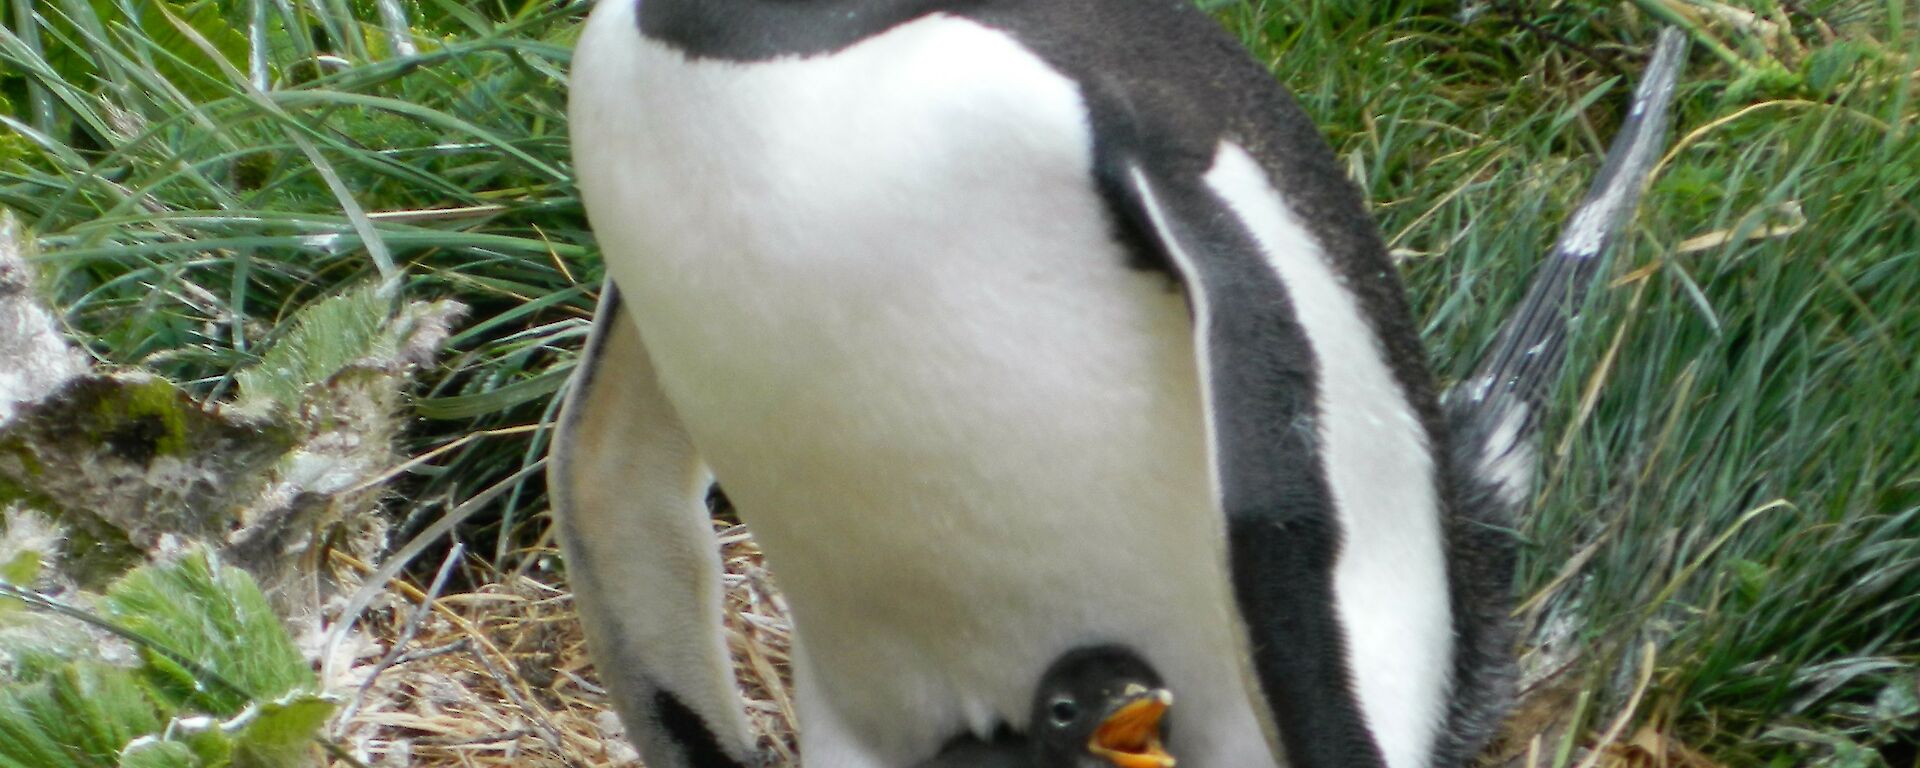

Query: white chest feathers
[[570, 8, 1282, 768]]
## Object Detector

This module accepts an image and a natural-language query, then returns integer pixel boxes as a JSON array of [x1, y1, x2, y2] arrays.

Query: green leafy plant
[[0, 549, 331, 768]]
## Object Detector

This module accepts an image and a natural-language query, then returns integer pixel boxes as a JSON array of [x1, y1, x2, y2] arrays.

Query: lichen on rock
[[0, 210, 466, 613], [0, 374, 296, 589]]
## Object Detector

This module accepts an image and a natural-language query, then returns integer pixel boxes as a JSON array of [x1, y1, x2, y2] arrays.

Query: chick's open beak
[[1087, 687, 1175, 768]]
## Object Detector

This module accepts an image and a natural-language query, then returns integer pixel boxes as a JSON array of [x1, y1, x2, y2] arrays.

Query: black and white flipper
[[1082, 26, 1688, 768], [550, 285, 762, 768], [1112, 140, 1444, 768]]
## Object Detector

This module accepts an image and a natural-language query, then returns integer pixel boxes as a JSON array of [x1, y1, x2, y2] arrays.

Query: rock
[[0, 215, 466, 614], [0, 212, 86, 426]]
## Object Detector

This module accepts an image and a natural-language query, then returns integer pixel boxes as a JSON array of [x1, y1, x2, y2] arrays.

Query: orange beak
[[1087, 685, 1176, 768]]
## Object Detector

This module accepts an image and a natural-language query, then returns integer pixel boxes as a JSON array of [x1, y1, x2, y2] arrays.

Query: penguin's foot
[[1087, 686, 1176, 768]]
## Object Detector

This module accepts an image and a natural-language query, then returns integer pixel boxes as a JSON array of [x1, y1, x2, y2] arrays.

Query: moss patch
[[0, 376, 297, 586]]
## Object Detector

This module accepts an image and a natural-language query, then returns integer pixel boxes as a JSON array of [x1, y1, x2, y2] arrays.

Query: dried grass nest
[[330, 521, 796, 767]]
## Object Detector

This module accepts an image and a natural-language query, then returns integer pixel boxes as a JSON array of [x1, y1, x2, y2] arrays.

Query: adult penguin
[[555, 0, 1688, 764]]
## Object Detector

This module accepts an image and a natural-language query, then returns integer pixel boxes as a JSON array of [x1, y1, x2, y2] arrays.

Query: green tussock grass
[[3, 0, 1917, 765], [0, 0, 592, 563]]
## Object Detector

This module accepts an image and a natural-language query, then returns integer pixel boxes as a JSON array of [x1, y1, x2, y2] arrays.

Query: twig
[[336, 542, 468, 731], [321, 460, 545, 681], [467, 643, 567, 748], [1571, 642, 1658, 768], [386, 638, 472, 667], [1494, 2, 1625, 73]]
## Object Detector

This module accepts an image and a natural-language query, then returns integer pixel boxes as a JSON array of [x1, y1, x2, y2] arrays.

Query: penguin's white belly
[[572, 8, 1280, 768]]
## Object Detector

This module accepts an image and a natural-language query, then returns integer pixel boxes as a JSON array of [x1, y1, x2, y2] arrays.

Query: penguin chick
[[919, 646, 1175, 768]]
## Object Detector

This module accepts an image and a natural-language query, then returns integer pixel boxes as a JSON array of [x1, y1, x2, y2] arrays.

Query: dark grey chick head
[[912, 646, 1176, 768], [1029, 645, 1175, 768]]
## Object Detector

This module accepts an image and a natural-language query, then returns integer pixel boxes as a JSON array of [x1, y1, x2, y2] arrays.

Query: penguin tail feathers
[[1447, 28, 1689, 506], [1428, 37, 1688, 765]]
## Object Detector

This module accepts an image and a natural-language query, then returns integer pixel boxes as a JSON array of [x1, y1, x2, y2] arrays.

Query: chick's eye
[[1048, 697, 1079, 725]]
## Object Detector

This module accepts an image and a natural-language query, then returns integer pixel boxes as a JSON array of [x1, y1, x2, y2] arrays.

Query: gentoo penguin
[[554, 0, 1688, 764], [916, 645, 1177, 768]]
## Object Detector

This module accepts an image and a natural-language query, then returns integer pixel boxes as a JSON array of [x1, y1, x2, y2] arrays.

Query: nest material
[[331, 521, 798, 767]]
